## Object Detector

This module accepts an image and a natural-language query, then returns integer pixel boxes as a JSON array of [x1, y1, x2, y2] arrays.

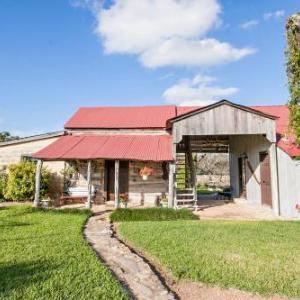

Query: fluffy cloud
[[98, 0, 221, 54], [139, 37, 255, 68], [264, 10, 285, 20], [163, 75, 239, 106], [240, 20, 259, 29], [78, 0, 257, 68]]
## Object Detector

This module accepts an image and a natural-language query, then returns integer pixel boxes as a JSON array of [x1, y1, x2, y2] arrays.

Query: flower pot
[[41, 199, 51, 208], [142, 175, 148, 180]]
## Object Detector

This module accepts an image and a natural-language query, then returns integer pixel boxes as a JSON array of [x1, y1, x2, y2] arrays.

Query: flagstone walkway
[[84, 212, 176, 300]]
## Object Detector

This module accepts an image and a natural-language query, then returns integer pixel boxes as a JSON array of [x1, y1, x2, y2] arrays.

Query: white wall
[[277, 148, 300, 218]]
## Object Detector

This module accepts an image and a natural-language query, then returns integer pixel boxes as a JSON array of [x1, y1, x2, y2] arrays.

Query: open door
[[259, 152, 272, 207], [105, 160, 129, 201]]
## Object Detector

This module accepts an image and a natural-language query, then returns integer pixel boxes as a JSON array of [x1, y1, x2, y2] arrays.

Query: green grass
[[110, 208, 198, 222], [0, 206, 129, 300], [118, 220, 300, 298]]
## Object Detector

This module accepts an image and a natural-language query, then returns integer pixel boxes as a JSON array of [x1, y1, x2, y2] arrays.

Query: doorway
[[105, 160, 129, 201], [259, 152, 272, 207], [238, 157, 247, 198]]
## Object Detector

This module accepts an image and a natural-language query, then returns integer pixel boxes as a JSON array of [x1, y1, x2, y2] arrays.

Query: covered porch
[[32, 134, 173, 208]]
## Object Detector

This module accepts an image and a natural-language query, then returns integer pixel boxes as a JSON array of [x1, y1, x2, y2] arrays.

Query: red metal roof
[[38, 104, 299, 159], [252, 105, 300, 157], [65, 106, 177, 129], [64, 105, 198, 129], [33, 135, 173, 161]]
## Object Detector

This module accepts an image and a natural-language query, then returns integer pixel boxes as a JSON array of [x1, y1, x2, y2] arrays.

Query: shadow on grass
[[0, 260, 57, 297], [0, 221, 32, 228]]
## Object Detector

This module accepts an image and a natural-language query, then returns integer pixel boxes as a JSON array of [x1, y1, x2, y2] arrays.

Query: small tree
[[286, 13, 300, 145], [0, 131, 19, 142], [4, 161, 51, 201]]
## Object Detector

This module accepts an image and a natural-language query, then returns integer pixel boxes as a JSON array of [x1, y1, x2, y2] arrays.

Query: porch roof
[[32, 134, 173, 162]]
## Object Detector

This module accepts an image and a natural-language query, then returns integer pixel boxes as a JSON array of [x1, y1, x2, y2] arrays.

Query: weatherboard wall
[[229, 135, 279, 215], [276, 148, 300, 218], [172, 103, 277, 143]]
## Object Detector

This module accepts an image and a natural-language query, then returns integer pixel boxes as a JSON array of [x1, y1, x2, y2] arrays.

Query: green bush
[[0, 173, 7, 201], [4, 161, 51, 201], [110, 207, 198, 222]]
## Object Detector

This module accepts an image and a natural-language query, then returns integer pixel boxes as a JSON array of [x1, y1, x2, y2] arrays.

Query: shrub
[[110, 207, 198, 222], [4, 161, 51, 201], [0, 173, 7, 201]]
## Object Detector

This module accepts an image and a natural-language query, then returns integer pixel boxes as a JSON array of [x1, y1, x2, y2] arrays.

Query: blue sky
[[0, 0, 299, 136]]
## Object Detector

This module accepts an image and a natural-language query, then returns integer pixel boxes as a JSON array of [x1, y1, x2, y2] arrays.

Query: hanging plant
[[139, 165, 154, 180]]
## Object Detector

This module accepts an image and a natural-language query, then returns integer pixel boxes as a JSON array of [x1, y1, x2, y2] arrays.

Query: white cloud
[[264, 10, 285, 20], [240, 20, 259, 29], [98, 0, 221, 54], [69, 0, 102, 13], [163, 74, 239, 106], [73, 0, 256, 68], [158, 73, 174, 80], [139, 37, 256, 68]]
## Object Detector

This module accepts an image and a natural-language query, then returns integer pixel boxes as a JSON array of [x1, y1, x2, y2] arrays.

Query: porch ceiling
[[177, 136, 229, 153]]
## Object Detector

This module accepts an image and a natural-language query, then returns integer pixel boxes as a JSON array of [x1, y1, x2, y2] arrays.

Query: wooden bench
[[59, 186, 96, 206]]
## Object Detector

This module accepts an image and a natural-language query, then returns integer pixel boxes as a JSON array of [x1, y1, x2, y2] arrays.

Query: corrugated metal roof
[[64, 106, 178, 129], [33, 135, 173, 161], [0, 131, 65, 147], [36, 103, 298, 159], [64, 105, 199, 129], [253, 105, 300, 157]]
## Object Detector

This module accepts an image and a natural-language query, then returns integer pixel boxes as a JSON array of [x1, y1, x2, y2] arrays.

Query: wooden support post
[[34, 159, 43, 207], [114, 160, 120, 208], [86, 160, 92, 209], [168, 162, 175, 208]]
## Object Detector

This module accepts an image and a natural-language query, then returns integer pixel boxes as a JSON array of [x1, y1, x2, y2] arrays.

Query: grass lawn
[[0, 206, 128, 300], [118, 219, 300, 298]]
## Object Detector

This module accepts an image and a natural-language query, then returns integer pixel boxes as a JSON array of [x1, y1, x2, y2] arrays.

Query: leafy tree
[[4, 161, 51, 201], [286, 13, 300, 145], [0, 131, 19, 142]]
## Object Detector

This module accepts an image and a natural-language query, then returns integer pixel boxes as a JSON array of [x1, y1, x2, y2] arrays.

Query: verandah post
[[86, 160, 92, 209], [114, 160, 120, 208], [34, 159, 43, 207], [168, 162, 175, 208]]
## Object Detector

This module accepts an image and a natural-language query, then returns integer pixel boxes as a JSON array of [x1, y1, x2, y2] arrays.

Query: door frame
[[238, 156, 247, 199], [104, 160, 129, 201]]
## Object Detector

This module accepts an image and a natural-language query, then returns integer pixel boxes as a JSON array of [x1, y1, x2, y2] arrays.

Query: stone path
[[84, 212, 176, 300]]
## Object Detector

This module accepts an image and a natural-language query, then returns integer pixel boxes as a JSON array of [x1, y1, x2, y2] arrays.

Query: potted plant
[[296, 204, 300, 213], [119, 193, 129, 208], [139, 166, 154, 180], [41, 193, 51, 208], [160, 193, 168, 207]]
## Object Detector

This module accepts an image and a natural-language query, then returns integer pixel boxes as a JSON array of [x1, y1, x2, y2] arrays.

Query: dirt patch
[[173, 281, 292, 300]]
